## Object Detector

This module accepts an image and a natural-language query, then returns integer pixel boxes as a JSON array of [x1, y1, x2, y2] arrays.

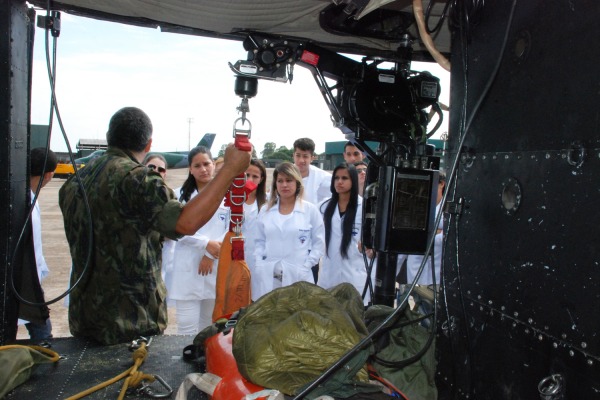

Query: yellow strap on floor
[[66, 342, 154, 400], [0, 344, 61, 362], [0, 344, 61, 399]]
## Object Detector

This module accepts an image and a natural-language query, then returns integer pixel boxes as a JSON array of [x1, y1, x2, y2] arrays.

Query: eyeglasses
[[147, 164, 166, 174], [356, 168, 367, 173]]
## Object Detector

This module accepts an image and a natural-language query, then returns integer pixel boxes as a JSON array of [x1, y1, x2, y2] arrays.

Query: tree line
[[218, 142, 294, 161]]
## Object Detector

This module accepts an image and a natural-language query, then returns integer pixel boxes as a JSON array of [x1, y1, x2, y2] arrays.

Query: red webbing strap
[[225, 175, 246, 232], [235, 133, 252, 153], [231, 238, 245, 261], [223, 133, 256, 260]]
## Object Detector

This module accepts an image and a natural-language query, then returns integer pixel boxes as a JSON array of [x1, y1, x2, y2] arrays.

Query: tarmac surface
[[17, 167, 191, 339]]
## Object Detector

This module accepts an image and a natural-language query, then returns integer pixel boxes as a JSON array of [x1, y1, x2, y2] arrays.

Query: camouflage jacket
[[59, 147, 183, 345]]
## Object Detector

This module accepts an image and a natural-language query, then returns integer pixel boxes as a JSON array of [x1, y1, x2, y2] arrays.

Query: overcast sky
[[31, 12, 450, 156]]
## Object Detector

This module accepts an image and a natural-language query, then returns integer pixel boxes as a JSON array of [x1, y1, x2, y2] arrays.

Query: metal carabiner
[[233, 117, 252, 138], [538, 373, 565, 400], [129, 336, 153, 351], [136, 375, 173, 399], [230, 231, 245, 242]]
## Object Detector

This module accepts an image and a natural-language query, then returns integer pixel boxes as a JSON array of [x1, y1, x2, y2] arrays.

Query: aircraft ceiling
[[28, 0, 452, 61]]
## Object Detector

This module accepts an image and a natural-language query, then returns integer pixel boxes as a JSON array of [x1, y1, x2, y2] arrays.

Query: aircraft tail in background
[[73, 133, 218, 169], [198, 133, 216, 150], [164, 133, 218, 168]]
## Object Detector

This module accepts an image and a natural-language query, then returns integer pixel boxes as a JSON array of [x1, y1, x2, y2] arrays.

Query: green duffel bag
[[365, 303, 438, 400], [232, 281, 382, 398], [0, 345, 60, 399]]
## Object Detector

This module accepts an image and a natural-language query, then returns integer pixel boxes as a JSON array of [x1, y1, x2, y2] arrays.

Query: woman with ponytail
[[168, 146, 229, 334]]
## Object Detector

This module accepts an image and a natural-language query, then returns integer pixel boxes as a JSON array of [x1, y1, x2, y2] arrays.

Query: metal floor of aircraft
[[13, 335, 205, 399]]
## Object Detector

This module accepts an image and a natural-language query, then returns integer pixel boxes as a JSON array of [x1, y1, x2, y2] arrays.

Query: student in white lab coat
[[318, 163, 374, 305], [168, 146, 229, 335], [292, 137, 331, 205], [253, 162, 325, 299], [292, 137, 331, 282], [20, 148, 57, 340], [241, 159, 268, 298]]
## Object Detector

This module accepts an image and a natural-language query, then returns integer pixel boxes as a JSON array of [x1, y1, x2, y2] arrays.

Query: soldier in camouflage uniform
[[59, 107, 251, 345]]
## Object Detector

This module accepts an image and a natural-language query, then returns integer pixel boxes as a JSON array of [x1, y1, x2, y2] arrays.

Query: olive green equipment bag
[[192, 281, 438, 399], [0, 345, 60, 398], [231, 281, 382, 398], [365, 304, 438, 400]]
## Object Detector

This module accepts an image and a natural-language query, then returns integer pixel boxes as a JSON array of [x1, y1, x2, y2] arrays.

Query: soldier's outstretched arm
[[175, 143, 251, 235]]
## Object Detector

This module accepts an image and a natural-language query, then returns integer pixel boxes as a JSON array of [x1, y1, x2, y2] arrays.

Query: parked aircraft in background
[[53, 162, 81, 179], [73, 133, 216, 169]]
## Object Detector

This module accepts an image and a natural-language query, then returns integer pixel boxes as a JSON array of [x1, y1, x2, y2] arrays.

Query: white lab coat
[[404, 203, 444, 285], [161, 238, 175, 302], [241, 200, 260, 295], [318, 197, 374, 304], [253, 199, 325, 300], [167, 188, 229, 300], [31, 191, 49, 282], [19, 191, 50, 326], [302, 165, 332, 205]]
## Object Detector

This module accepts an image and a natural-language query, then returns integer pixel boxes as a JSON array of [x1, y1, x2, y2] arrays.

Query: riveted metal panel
[[0, 0, 36, 345], [439, 0, 600, 398]]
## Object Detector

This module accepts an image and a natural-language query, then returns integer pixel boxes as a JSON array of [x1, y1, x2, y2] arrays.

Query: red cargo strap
[[224, 133, 256, 260]]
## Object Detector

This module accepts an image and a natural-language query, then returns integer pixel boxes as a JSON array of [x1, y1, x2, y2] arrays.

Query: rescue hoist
[[212, 75, 257, 322]]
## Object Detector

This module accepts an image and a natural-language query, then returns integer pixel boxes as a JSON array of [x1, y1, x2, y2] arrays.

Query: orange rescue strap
[[212, 132, 256, 322]]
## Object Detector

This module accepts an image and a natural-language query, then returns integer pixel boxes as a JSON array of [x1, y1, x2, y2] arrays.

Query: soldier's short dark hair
[[106, 107, 153, 152], [30, 147, 57, 177], [293, 138, 316, 155]]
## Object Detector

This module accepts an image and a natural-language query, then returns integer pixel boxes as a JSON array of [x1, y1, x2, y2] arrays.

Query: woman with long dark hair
[[253, 162, 325, 299], [242, 159, 268, 297], [168, 146, 229, 334], [318, 163, 374, 304], [244, 159, 268, 211]]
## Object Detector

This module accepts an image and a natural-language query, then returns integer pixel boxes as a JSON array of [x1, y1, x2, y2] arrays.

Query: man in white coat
[[292, 138, 331, 282], [20, 148, 57, 340], [293, 138, 331, 205]]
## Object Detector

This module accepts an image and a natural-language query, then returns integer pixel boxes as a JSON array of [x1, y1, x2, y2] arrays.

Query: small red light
[[300, 50, 319, 66]]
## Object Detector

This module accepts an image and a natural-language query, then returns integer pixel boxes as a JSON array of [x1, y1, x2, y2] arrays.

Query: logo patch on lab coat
[[298, 229, 310, 244], [352, 224, 360, 237], [218, 212, 227, 221]]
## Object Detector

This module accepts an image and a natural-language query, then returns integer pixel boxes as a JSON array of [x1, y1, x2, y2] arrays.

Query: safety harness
[[212, 122, 256, 322]]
